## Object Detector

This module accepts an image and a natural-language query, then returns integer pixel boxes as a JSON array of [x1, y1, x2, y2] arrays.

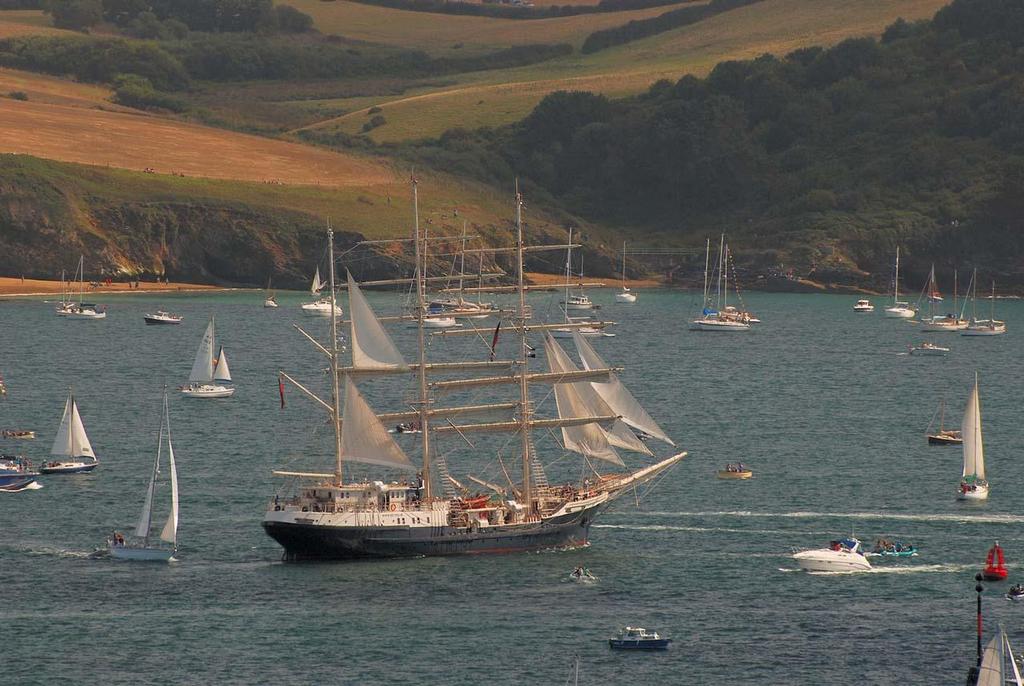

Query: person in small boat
[[1010, 584, 1024, 595], [113, 532, 125, 547]]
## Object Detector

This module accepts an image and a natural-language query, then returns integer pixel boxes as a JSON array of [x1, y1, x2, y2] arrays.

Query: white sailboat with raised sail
[[976, 627, 1024, 686], [958, 373, 988, 500], [301, 265, 342, 317], [963, 274, 1007, 336], [884, 247, 915, 318], [40, 391, 98, 474], [108, 391, 179, 562], [615, 241, 637, 303], [262, 183, 686, 561], [180, 317, 234, 398]]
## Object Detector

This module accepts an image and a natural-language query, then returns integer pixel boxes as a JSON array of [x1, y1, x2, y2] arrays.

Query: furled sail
[[573, 331, 674, 446], [51, 394, 96, 458], [311, 266, 325, 294], [189, 318, 216, 383], [136, 425, 161, 539], [347, 272, 409, 371], [341, 376, 415, 471], [545, 334, 651, 456], [159, 415, 179, 546], [962, 374, 984, 480], [544, 334, 623, 466], [213, 346, 232, 382]]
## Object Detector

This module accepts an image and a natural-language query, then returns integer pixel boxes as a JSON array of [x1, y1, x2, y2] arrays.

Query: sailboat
[[690, 236, 750, 331], [301, 266, 342, 316], [615, 242, 637, 303], [62, 256, 106, 320], [55, 269, 74, 316], [429, 223, 493, 319], [108, 391, 179, 561], [963, 275, 1007, 336], [554, 228, 614, 338], [262, 183, 686, 561], [264, 276, 278, 308], [926, 397, 962, 445], [976, 626, 1024, 686], [884, 247, 915, 318], [920, 266, 968, 331], [957, 373, 988, 500], [180, 317, 234, 398], [40, 391, 98, 474]]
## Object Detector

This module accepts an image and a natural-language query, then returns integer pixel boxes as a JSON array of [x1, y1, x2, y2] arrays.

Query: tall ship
[[262, 184, 686, 561]]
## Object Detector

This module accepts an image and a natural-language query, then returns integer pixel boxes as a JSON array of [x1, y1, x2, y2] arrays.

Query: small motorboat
[[0, 430, 35, 440], [569, 566, 598, 583], [264, 297, 279, 308], [869, 539, 918, 557], [792, 538, 872, 573], [853, 299, 874, 313], [1006, 584, 1024, 601], [0, 455, 40, 492], [910, 342, 949, 356], [716, 463, 752, 479], [608, 627, 671, 650], [392, 422, 422, 434], [301, 297, 342, 317], [982, 542, 1009, 581], [144, 310, 183, 325]]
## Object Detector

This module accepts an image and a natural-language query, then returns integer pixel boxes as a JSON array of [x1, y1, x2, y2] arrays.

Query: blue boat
[[609, 627, 672, 650], [0, 455, 40, 492]]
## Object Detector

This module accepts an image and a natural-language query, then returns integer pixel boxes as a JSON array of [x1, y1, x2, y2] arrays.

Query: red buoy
[[982, 541, 1008, 581]]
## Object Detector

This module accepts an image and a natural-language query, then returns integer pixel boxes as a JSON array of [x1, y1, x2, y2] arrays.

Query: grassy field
[[0, 10, 71, 38], [280, 0, 696, 55], [298, 0, 951, 142]]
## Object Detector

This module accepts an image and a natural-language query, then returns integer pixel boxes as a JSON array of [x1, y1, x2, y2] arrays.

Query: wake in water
[[777, 562, 975, 575], [18, 544, 105, 559], [1, 482, 43, 493], [630, 510, 1024, 525]]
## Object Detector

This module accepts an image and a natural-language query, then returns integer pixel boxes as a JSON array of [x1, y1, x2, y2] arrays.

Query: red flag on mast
[[278, 374, 286, 409]]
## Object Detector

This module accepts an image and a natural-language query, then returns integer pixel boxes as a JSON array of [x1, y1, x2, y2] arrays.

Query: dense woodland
[[386, 0, 1024, 284]]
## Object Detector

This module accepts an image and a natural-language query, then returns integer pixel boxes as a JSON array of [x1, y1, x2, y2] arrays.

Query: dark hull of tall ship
[[262, 505, 602, 561]]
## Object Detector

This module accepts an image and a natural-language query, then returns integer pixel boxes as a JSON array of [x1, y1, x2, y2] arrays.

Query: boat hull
[[716, 470, 752, 479], [262, 505, 599, 561], [958, 484, 989, 500], [793, 549, 872, 572], [608, 639, 671, 650], [0, 473, 39, 491], [615, 292, 637, 303], [144, 317, 182, 325], [40, 461, 98, 474], [181, 385, 235, 398], [108, 543, 175, 562], [884, 307, 915, 318], [928, 434, 962, 445], [689, 319, 750, 332]]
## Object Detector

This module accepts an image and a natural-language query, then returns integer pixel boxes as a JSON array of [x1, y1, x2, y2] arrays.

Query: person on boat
[[113, 532, 125, 547]]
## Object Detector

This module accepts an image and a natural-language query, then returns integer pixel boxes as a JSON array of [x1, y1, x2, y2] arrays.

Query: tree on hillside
[[44, 0, 103, 30]]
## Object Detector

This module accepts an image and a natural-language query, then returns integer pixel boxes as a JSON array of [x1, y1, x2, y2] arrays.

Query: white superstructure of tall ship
[[262, 183, 686, 561]]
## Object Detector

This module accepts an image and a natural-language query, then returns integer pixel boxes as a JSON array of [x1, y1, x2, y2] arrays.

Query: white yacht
[[853, 299, 874, 313], [301, 266, 343, 317], [793, 538, 872, 572], [690, 236, 751, 331], [884, 247, 915, 318], [957, 374, 988, 501], [180, 317, 234, 398], [615, 241, 637, 303], [963, 276, 1007, 336], [910, 342, 949, 356]]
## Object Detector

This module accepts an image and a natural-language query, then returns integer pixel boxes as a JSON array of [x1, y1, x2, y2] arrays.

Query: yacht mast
[[328, 222, 344, 485], [716, 234, 724, 309], [702, 237, 710, 308], [412, 179, 433, 500], [516, 184, 533, 509]]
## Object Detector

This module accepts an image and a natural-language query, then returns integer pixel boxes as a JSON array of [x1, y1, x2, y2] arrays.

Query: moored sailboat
[[958, 374, 988, 500], [690, 236, 750, 331], [180, 317, 234, 398], [262, 184, 686, 561], [614, 241, 637, 303], [264, 276, 279, 308], [926, 397, 962, 445], [108, 391, 179, 562], [963, 275, 1007, 336], [884, 247, 915, 318], [40, 391, 98, 474], [62, 256, 107, 320], [301, 266, 342, 317]]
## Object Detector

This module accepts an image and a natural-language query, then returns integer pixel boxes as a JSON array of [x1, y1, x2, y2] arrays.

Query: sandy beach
[[0, 276, 226, 297]]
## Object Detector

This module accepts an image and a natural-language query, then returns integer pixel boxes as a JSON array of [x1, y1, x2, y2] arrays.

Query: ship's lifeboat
[[460, 495, 491, 510]]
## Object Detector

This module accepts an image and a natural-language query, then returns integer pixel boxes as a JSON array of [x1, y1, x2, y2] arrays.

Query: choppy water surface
[[1, 288, 1021, 685]]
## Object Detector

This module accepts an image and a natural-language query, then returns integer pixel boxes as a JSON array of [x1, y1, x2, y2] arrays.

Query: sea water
[[1, 288, 1020, 685]]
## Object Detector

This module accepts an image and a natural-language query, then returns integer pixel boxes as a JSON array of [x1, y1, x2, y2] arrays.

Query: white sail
[[572, 331, 675, 446], [159, 409, 179, 546], [213, 346, 232, 382], [544, 334, 623, 465], [135, 425, 161, 539], [348, 272, 408, 371], [341, 376, 415, 471], [977, 629, 1024, 686], [961, 374, 984, 480], [544, 334, 651, 456], [188, 318, 216, 383], [51, 394, 95, 458], [311, 266, 325, 294]]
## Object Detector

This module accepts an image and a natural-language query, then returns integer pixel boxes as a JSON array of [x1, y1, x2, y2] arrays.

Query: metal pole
[[412, 178, 432, 500]]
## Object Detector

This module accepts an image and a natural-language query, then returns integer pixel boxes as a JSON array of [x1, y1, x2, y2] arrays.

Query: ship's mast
[[515, 183, 533, 510], [412, 179, 433, 500], [328, 222, 344, 485]]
